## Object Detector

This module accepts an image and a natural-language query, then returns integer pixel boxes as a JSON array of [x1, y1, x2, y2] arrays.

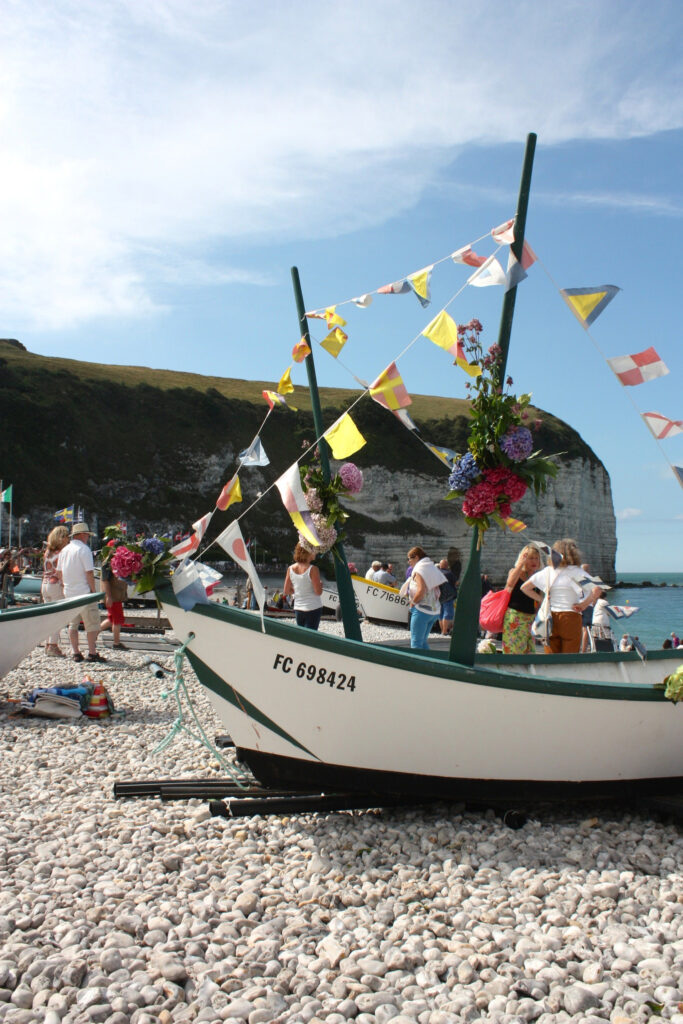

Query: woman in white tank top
[[283, 543, 324, 630]]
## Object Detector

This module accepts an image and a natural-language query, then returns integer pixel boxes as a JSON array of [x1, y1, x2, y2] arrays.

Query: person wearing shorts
[[99, 562, 126, 649], [57, 522, 107, 663]]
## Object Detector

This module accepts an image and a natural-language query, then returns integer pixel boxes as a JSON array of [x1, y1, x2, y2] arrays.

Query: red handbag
[[479, 589, 510, 633]]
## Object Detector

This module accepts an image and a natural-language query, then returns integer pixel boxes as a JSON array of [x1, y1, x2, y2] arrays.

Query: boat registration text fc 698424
[[272, 653, 356, 692]]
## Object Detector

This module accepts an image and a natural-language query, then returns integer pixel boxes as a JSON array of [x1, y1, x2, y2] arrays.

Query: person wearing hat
[[57, 522, 106, 663]]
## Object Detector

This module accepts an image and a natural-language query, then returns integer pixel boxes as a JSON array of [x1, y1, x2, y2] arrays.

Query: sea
[[606, 572, 683, 651]]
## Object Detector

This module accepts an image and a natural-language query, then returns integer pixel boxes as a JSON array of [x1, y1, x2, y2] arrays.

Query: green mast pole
[[291, 266, 363, 642], [449, 132, 537, 666]]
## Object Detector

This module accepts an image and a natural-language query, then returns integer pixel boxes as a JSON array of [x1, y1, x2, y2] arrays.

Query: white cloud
[[616, 508, 644, 520], [1, 0, 682, 328]]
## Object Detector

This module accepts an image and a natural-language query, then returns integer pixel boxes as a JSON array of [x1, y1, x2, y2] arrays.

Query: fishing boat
[[0, 593, 102, 680], [351, 574, 410, 626], [157, 133, 683, 801]]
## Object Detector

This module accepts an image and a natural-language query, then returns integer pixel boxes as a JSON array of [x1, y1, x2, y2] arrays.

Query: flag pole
[[449, 132, 537, 666], [291, 266, 363, 642]]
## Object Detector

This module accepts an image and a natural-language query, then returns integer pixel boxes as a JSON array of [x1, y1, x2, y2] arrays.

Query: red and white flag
[[170, 532, 200, 559], [491, 218, 515, 245], [642, 412, 683, 439], [606, 347, 669, 387], [192, 512, 213, 542], [451, 245, 486, 268]]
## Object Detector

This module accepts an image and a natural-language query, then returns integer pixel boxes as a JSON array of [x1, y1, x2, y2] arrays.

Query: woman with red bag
[[501, 544, 542, 654]]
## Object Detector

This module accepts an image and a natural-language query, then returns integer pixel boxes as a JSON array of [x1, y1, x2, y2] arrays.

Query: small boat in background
[[351, 574, 410, 626]]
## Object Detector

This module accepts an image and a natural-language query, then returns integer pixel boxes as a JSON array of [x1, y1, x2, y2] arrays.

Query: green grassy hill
[[0, 338, 599, 558]]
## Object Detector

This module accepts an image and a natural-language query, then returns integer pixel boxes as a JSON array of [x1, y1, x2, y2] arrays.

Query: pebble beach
[[1, 613, 682, 1024]]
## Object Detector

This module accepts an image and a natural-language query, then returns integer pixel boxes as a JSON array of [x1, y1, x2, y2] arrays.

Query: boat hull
[[351, 574, 410, 625], [159, 591, 683, 794], [0, 593, 102, 679]]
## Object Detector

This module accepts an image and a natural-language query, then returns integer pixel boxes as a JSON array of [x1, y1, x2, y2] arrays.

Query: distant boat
[[350, 574, 410, 626], [13, 573, 42, 596], [0, 593, 101, 679]]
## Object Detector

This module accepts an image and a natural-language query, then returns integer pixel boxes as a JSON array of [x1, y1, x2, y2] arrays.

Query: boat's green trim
[[185, 649, 319, 759], [159, 587, 674, 702], [0, 592, 100, 619]]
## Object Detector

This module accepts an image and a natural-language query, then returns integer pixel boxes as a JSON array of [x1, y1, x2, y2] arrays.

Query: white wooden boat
[[351, 574, 410, 626], [159, 593, 683, 799], [0, 593, 102, 679], [156, 134, 682, 803]]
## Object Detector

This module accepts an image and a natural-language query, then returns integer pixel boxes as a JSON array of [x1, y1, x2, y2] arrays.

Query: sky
[[1, 0, 682, 572]]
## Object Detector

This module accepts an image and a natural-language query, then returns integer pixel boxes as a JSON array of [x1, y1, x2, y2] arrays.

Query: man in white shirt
[[366, 560, 381, 581], [57, 522, 106, 663]]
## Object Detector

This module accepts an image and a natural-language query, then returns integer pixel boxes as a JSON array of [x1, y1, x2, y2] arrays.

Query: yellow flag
[[323, 413, 366, 459], [560, 285, 620, 328], [292, 338, 311, 363], [320, 327, 348, 358], [325, 306, 346, 328], [408, 265, 433, 306], [422, 310, 481, 378], [422, 310, 458, 352], [216, 474, 242, 511], [277, 366, 294, 394]]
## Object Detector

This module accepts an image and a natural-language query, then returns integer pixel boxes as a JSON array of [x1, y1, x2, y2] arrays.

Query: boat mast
[[291, 267, 363, 641], [449, 132, 537, 666]]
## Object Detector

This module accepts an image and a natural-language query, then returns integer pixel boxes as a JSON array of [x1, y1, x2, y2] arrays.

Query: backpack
[[438, 580, 457, 603]]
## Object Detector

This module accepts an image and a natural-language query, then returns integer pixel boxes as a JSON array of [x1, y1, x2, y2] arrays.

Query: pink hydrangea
[[462, 481, 499, 518], [483, 467, 527, 503], [304, 487, 323, 512], [339, 462, 363, 494], [299, 515, 338, 555], [111, 545, 143, 580]]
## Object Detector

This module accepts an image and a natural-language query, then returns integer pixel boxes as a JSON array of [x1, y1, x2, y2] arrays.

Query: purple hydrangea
[[448, 452, 479, 492], [500, 426, 533, 462], [141, 537, 166, 556], [304, 487, 324, 512], [339, 462, 363, 494]]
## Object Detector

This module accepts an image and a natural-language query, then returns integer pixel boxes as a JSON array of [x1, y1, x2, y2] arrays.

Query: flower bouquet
[[446, 320, 558, 540], [298, 446, 364, 556], [101, 524, 175, 594]]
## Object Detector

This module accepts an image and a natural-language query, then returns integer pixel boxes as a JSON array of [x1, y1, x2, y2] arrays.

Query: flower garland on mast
[[446, 320, 558, 541]]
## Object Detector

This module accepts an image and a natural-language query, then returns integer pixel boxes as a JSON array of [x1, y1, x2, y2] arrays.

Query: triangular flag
[[170, 532, 200, 559], [277, 366, 294, 395], [520, 240, 537, 270], [378, 279, 411, 294], [422, 310, 481, 378], [216, 474, 242, 512], [451, 245, 486, 268], [0, 485, 12, 502], [560, 285, 620, 327], [607, 605, 639, 620], [323, 413, 366, 459], [192, 512, 213, 542], [292, 338, 311, 363], [673, 466, 683, 489], [306, 306, 346, 328], [215, 520, 266, 608], [491, 218, 515, 245], [239, 437, 270, 466], [393, 408, 419, 432], [467, 254, 507, 288], [408, 265, 433, 307], [606, 347, 669, 387], [352, 294, 373, 307], [320, 327, 348, 358], [263, 389, 294, 410], [275, 463, 321, 548], [641, 412, 683, 439], [505, 250, 527, 291], [369, 362, 412, 410], [424, 442, 458, 469], [504, 516, 527, 533], [172, 558, 210, 611]]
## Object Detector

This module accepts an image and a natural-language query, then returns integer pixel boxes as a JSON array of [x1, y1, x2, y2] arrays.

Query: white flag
[[468, 254, 507, 288], [215, 520, 266, 608]]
